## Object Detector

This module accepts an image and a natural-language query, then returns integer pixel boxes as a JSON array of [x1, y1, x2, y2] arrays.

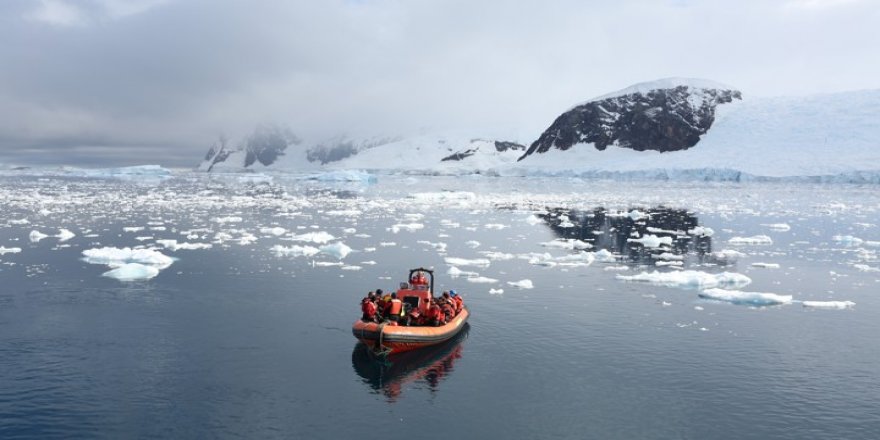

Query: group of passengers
[[360, 288, 464, 327]]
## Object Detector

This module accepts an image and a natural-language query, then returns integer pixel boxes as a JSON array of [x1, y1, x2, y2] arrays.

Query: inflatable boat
[[352, 268, 469, 355]]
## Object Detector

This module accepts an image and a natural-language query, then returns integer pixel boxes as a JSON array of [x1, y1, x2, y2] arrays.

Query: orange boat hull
[[352, 307, 470, 355]]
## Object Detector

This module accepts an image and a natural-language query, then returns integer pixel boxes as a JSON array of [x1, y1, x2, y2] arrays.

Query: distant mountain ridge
[[195, 78, 880, 181]]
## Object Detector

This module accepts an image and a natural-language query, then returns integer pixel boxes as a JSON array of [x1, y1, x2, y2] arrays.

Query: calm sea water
[[1, 173, 879, 439]]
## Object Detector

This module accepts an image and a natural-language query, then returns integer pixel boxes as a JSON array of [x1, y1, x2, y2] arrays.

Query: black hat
[[376, 289, 383, 295]]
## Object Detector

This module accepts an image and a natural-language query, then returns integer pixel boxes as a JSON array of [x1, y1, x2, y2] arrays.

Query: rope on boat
[[372, 322, 393, 357]]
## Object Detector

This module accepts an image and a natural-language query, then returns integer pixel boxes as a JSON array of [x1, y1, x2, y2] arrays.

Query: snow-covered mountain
[[519, 78, 741, 159], [197, 78, 880, 181], [198, 131, 527, 174]]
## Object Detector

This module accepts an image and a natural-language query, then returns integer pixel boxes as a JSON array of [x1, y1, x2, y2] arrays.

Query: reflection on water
[[541, 207, 713, 265], [351, 324, 469, 402]]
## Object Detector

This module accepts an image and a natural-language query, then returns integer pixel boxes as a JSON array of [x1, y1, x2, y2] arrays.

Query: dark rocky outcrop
[[519, 81, 741, 161], [201, 125, 299, 171], [441, 140, 526, 162]]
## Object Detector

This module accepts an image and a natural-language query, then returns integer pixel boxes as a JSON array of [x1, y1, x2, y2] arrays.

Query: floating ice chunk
[[853, 264, 879, 272], [525, 215, 543, 225], [480, 251, 515, 261], [688, 226, 714, 237], [653, 252, 683, 261], [379, 242, 396, 247], [306, 170, 377, 183], [56, 229, 76, 242], [319, 242, 353, 259], [0, 247, 22, 255], [447, 266, 480, 278], [123, 226, 145, 232], [289, 231, 336, 244], [326, 210, 362, 217], [342, 265, 362, 271], [314, 261, 344, 267], [445, 257, 491, 267], [699, 288, 792, 306], [507, 279, 534, 289], [417, 240, 448, 252], [617, 270, 752, 290], [389, 223, 424, 233], [762, 223, 791, 231], [485, 224, 508, 230], [489, 288, 504, 295], [604, 265, 629, 271], [750, 262, 780, 269], [832, 235, 863, 246], [465, 240, 481, 248], [628, 234, 673, 248], [156, 240, 212, 251], [361, 260, 377, 265], [260, 227, 286, 236], [728, 235, 773, 245], [8, 219, 29, 225], [657, 261, 683, 267], [82, 247, 175, 269], [102, 263, 159, 281], [29, 230, 48, 242], [467, 276, 499, 284], [628, 210, 648, 221], [212, 216, 243, 224], [712, 249, 747, 261], [541, 239, 592, 250], [593, 249, 616, 263], [802, 300, 855, 309], [273, 245, 320, 257]]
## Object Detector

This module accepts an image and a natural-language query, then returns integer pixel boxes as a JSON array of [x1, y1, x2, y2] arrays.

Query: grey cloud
[[0, 0, 878, 166]]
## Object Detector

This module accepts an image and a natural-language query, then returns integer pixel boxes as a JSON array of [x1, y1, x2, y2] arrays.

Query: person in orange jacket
[[384, 292, 404, 323], [450, 290, 463, 314]]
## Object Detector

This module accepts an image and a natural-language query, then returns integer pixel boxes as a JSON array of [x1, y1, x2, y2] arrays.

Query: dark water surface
[[1, 174, 879, 439]]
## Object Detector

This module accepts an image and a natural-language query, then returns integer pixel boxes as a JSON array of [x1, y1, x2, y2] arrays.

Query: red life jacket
[[442, 303, 455, 319], [362, 300, 377, 320], [387, 298, 403, 316], [453, 296, 463, 313]]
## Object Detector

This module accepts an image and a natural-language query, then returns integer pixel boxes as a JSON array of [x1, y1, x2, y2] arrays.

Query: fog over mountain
[[0, 0, 878, 166]]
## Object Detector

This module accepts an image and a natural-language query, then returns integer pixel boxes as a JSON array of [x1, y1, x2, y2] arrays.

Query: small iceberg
[[507, 279, 534, 289], [698, 288, 792, 306], [102, 263, 160, 281], [802, 300, 855, 309], [617, 270, 752, 290], [82, 247, 175, 269], [728, 235, 773, 245], [29, 230, 48, 242]]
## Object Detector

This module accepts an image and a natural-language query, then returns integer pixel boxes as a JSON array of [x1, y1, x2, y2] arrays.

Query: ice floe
[[447, 266, 480, 278], [762, 223, 791, 231], [628, 234, 673, 248], [273, 245, 321, 257], [260, 227, 287, 236], [82, 247, 175, 269], [289, 231, 336, 244], [29, 230, 48, 242], [445, 257, 491, 267], [466, 276, 499, 284], [156, 240, 213, 251], [540, 239, 592, 250], [617, 270, 752, 290], [507, 279, 534, 289], [0, 247, 22, 255], [56, 229, 76, 242], [802, 300, 855, 309], [388, 223, 424, 233], [699, 288, 792, 306], [102, 263, 160, 281], [319, 242, 353, 259], [750, 262, 780, 269], [489, 288, 504, 295], [728, 235, 773, 245]]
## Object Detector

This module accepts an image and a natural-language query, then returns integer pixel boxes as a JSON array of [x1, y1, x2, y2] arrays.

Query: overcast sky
[[0, 0, 877, 167]]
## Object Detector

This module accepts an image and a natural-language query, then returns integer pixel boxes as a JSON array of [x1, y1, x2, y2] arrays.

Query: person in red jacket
[[361, 291, 377, 322], [440, 292, 456, 320], [384, 292, 404, 323], [450, 290, 463, 314], [426, 299, 445, 326]]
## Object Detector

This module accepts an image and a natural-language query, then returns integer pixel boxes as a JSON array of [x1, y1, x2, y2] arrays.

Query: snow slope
[[507, 89, 880, 180]]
